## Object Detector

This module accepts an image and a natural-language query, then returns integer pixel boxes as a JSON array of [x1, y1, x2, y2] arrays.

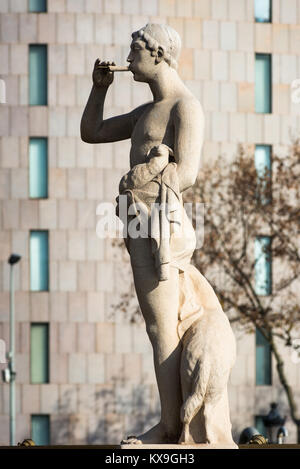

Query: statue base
[[119, 443, 238, 450]]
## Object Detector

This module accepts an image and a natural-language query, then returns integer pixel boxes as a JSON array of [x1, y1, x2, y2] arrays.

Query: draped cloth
[[116, 156, 219, 339]]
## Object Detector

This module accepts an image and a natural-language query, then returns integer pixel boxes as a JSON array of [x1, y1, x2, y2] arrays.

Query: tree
[[185, 141, 300, 442]]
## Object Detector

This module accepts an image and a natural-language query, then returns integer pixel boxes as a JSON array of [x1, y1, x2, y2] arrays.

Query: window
[[256, 328, 272, 385], [31, 415, 50, 445], [255, 0, 272, 23], [29, 138, 48, 198], [30, 323, 49, 383], [255, 415, 267, 436], [255, 54, 272, 113], [29, 45, 47, 105], [30, 230, 49, 291], [255, 236, 272, 296], [29, 0, 47, 12], [255, 145, 272, 204]]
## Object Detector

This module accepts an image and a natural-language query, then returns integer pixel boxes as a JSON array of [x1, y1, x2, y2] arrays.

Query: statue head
[[127, 23, 181, 82]]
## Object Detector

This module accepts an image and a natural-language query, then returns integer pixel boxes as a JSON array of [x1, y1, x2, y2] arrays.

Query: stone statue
[[81, 23, 237, 447]]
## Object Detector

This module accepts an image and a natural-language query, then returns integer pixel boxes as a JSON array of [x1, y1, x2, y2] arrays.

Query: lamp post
[[263, 402, 287, 444], [6, 254, 21, 446]]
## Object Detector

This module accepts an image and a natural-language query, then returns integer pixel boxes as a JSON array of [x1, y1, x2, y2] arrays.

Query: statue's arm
[[173, 98, 205, 192], [81, 85, 149, 144]]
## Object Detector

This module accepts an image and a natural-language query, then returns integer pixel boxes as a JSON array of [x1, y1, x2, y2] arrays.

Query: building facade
[[0, 0, 300, 444]]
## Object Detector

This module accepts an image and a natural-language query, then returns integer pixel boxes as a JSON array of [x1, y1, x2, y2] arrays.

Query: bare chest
[[130, 103, 175, 167]]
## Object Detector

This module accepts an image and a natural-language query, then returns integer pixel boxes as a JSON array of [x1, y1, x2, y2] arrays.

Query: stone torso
[[130, 99, 177, 168]]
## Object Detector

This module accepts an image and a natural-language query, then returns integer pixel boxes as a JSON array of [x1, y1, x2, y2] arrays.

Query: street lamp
[[2, 254, 21, 446], [263, 402, 287, 444]]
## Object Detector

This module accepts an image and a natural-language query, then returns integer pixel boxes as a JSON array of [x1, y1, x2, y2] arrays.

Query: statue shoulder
[[172, 95, 204, 123]]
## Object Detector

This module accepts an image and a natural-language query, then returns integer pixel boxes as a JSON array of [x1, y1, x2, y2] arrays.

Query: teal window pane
[[255, 236, 272, 296], [255, 416, 267, 436], [29, 138, 48, 198], [31, 415, 50, 445], [30, 323, 49, 383], [255, 0, 272, 22], [29, 45, 47, 105], [255, 145, 271, 204], [255, 54, 272, 113], [29, 0, 47, 12], [30, 230, 49, 291], [256, 329, 272, 385]]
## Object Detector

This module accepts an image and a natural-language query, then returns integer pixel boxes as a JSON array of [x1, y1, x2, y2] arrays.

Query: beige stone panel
[[0, 292, 9, 322], [76, 13, 93, 44], [19, 14, 37, 43], [177, 48, 193, 81], [202, 20, 219, 50], [29, 107, 48, 136], [58, 137, 76, 168], [40, 384, 59, 413], [140, 0, 158, 16], [272, 24, 289, 53], [194, 0, 211, 17], [0, 45, 9, 74], [86, 231, 104, 262], [67, 168, 86, 200], [212, 51, 228, 81], [50, 352, 68, 383], [22, 384, 40, 414], [19, 75, 28, 105], [37, 13, 56, 43], [0, 107, 9, 136], [30, 292, 49, 321], [58, 322, 76, 353], [58, 75, 76, 107], [211, 0, 228, 20], [57, 13, 75, 44], [78, 261, 96, 292], [122, 0, 139, 15], [220, 21, 237, 51], [272, 53, 280, 85], [255, 23, 272, 53], [228, 0, 246, 21], [237, 22, 254, 51], [5, 76, 18, 106], [212, 111, 228, 142], [11, 168, 28, 199], [48, 75, 57, 107], [1, 136, 19, 168], [11, 107, 28, 136], [68, 291, 86, 321], [264, 114, 280, 144], [49, 45, 66, 75], [68, 230, 86, 261], [238, 82, 254, 112], [159, 0, 175, 17], [76, 139, 94, 168], [203, 81, 219, 112], [194, 49, 210, 81], [94, 141, 113, 168], [96, 322, 115, 353], [69, 353, 87, 383], [49, 168, 67, 199], [280, 0, 297, 24], [59, 384, 77, 414], [59, 261, 77, 292], [0, 14, 18, 43], [220, 82, 237, 112], [105, 353, 124, 382], [280, 55, 297, 85], [246, 114, 264, 143], [115, 323, 132, 354], [86, 168, 103, 200], [76, 76, 91, 107], [0, 0, 8, 12], [272, 0, 280, 22], [95, 13, 113, 44], [280, 115, 298, 144], [141, 352, 156, 384], [49, 291, 68, 322], [39, 200, 57, 230], [113, 14, 131, 46], [66, 0, 85, 12], [67, 107, 82, 138], [48, 0, 66, 12], [77, 200, 96, 229], [20, 259, 29, 292], [0, 169, 10, 200], [229, 112, 246, 143], [20, 200, 38, 229], [15, 353, 29, 384], [87, 353, 105, 384], [77, 323, 96, 353], [273, 84, 290, 114], [184, 19, 201, 49], [49, 107, 66, 137], [9, 0, 27, 12], [177, 0, 193, 17], [290, 25, 300, 54], [87, 291, 104, 322], [104, 0, 121, 14], [3, 200, 19, 229], [77, 384, 96, 414], [97, 261, 114, 293], [67, 44, 85, 75]]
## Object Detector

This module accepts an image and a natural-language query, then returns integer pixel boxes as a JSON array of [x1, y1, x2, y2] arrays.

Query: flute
[[97, 65, 130, 72]]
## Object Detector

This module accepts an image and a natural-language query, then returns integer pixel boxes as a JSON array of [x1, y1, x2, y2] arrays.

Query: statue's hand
[[93, 58, 115, 88], [147, 144, 172, 169]]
